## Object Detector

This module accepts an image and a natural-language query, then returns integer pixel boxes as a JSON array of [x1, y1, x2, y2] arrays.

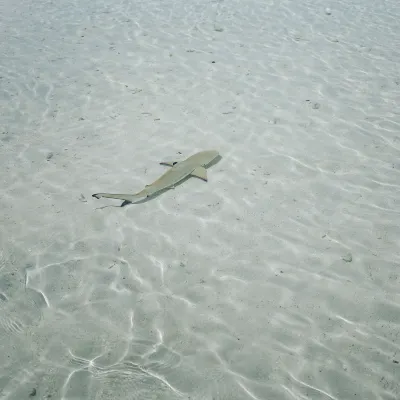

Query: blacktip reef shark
[[92, 150, 220, 203]]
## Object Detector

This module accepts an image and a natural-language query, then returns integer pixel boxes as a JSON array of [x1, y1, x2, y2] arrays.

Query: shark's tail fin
[[92, 192, 146, 203]]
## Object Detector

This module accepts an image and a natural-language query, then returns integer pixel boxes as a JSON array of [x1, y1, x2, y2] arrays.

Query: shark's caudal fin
[[160, 161, 178, 167], [92, 192, 146, 203]]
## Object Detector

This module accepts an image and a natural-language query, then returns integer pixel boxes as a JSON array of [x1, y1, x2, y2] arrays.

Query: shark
[[92, 150, 220, 203]]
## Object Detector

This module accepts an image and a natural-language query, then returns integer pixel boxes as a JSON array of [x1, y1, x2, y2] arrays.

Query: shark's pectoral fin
[[160, 161, 178, 167], [191, 166, 208, 181]]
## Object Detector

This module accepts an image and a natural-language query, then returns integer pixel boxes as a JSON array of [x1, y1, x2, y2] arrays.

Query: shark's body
[[92, 150, 219, 203]]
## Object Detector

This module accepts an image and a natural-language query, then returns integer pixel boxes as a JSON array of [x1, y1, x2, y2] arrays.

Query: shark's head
[[195, 150, 220, 167]]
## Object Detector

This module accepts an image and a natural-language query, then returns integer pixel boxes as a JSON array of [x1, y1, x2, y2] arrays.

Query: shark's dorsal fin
[[191, 166, 208, 181], [160, 161, 178, 167]]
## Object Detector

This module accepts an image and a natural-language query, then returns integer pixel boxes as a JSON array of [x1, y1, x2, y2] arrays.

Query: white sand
[[1, 0, 400, 398]]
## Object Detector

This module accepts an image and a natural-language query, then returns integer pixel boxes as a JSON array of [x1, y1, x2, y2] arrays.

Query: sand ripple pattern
[[1, 0, 400, 399]]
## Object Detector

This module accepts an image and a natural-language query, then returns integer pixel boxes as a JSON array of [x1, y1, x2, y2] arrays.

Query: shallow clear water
[[1, 0, 399, 399]]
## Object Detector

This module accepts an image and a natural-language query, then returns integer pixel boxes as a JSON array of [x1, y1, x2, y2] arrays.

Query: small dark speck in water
[[393, 360, 399, 364], [29, 388, 36, 397]]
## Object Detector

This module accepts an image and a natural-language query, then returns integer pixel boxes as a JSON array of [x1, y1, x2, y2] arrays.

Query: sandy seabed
[[1, 0, 400, 399]]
